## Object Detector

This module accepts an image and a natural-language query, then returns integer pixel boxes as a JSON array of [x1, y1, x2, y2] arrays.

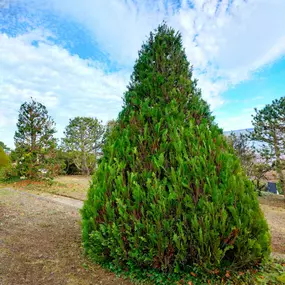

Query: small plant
[[0, 146, 9, 169]]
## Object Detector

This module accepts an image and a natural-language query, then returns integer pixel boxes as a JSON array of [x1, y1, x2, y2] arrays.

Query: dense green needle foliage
[[82, 24, 270, 274], [14, 98, 58, 179], [62, 117, 104, 175]]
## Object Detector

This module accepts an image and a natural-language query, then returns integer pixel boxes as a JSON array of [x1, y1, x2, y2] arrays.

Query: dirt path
[[0, 188, 132, 285], [1, 187, 285, 285], [2, 187, 84, 209], [260, 204, 285, 257]]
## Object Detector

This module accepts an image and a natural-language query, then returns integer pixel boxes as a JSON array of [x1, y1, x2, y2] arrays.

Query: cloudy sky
[[0, 0, 285, 148]]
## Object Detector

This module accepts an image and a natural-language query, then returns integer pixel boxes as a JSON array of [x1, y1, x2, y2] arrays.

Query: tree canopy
[[251, 97, 285, 195], [14, 98, 57, 179], [62, 117, 104, 175], [82, 24, 270, 274]]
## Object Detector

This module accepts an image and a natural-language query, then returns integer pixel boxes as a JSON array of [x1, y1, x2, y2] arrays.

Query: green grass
[[93, 258, 285, 285]]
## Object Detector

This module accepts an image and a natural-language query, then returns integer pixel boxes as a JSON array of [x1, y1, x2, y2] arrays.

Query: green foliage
[[14, 98, 58, 179], [0, 164, 19, 182], [55, 148, 80, 175], [62, 117, 104, 175], [0, 146, 19, 182], [226, 133, 273, 194], [102, 119, 117, 145], [82, 23, 270, 278], [98, 259, 285, 285], [226, 132, 256, 177], [251, 163, 271, 194], [0, 141, 11, 153], [250, 97, 285, 195], [0, 146, 9, 168]]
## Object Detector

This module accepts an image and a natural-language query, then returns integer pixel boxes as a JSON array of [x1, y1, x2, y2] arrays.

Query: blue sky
[[0, 0, 285, 147]]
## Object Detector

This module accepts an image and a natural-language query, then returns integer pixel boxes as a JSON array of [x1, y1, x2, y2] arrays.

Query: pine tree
[[226, 132, 256, 177], [250, 97, 285, 196], [62, 117, 104, 175], [82, 24, 270, 273], [14, 98, 57, 179]]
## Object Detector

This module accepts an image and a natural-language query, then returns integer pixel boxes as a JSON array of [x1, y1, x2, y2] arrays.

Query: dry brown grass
[[5, 175, 91, 201], [0, 188, 133, 285]]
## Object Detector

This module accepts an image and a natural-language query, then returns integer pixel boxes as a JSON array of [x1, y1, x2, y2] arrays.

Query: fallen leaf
[[190, 272, 197, 277], [238, 272, 244, 276], [225, 271, 230, 278]]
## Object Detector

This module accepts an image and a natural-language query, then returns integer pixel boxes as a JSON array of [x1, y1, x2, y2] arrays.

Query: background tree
[[82, 23, 270, 276], [0, 141, 11, 153], [102, 119, 117, 145], [226, 132, 255, 177], [250, 97, 285, 195], [62, 117, 104, 175], [0, 146, 9, 168], [252, 162, 272, 194], [14, 98, 57, 179]]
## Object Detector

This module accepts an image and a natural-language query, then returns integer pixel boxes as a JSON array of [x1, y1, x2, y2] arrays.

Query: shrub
[[0, 146, 9, 169], [81, 24, 270, 276], [0, 164, 19, 182], [0, 147, 19, 182]]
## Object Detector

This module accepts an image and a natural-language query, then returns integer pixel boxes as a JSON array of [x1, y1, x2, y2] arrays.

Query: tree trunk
[[273, 134, 285, 197]]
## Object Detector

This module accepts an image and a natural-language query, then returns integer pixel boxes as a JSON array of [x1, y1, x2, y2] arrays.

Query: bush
[[0, 147, 19, 182], [81, 24, 270, 276], [0, 164, 19, 182], [0, 147, 9, 169]]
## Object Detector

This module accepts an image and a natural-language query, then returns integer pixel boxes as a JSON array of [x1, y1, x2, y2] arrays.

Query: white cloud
[[1, 0, 285, 146], [0, 30, 129, 147], [34, 0, 285, 108]]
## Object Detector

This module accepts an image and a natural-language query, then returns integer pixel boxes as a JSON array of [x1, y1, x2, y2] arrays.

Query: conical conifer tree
[[82, 24, 270, 273]]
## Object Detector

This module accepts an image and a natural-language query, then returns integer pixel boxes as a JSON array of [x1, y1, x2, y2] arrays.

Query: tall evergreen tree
[[82, 24, 270, 274], [62, 117, 104, 175], [250, 97, 285, 195], [14, 98, 57, 179]]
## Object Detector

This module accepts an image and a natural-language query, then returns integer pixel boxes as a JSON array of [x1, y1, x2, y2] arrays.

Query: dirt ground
[[1, 176, 285, 285], [2, 175, 91, 201], [259, 194, 285, 257], [0, 188, 133, 285]]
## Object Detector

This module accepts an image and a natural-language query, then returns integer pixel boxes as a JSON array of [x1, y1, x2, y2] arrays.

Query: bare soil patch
[[3, 175, 91, 201], [259, 194, 285, 257], [0, 188, 132, 285], [1, 176, 285, 284]]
